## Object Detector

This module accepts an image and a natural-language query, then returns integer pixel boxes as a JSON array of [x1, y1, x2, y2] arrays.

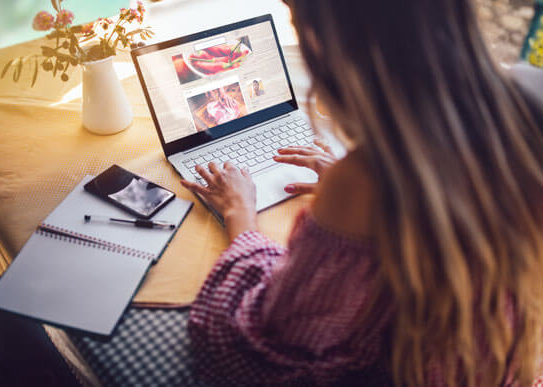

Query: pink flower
[[32, 11, 55, 31], [56, 9, 74, 26], [127, 8, 143, 23], [137, 1, 146, 20]]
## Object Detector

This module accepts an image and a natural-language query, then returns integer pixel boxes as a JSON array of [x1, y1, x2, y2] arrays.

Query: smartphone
[[84, 165, 176, 219]]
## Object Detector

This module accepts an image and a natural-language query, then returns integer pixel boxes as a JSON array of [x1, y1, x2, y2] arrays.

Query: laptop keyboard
[[182, 117, 314, 184]]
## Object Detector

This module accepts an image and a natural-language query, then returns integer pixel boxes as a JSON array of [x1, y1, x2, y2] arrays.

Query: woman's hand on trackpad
[[273, 139, 336, 195]]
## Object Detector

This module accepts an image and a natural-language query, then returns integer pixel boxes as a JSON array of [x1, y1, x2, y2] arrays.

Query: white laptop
[[131, 14, 317, 222]]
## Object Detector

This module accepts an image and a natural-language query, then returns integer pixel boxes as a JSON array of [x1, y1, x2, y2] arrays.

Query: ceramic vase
[[82, 56, 133, 135]]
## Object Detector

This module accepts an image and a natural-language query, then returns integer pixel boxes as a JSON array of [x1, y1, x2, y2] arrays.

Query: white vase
[[82, 56, 133, 135]]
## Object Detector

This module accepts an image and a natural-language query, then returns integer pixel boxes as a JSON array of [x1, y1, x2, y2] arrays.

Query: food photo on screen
[[187, 83, 248, 132], [172, 37, 252, 85], [172, 54, 202, 84]]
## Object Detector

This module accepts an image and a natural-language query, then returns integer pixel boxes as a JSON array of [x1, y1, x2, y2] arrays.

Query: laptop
[[131, 14, 317, 221]]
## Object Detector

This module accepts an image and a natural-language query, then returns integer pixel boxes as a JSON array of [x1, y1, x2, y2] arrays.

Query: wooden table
[[0, 5, 325, 383], [0, 36, 316, 307]]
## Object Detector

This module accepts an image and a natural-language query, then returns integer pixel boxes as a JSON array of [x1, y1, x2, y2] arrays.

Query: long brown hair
[[286, 0, 543, 385]]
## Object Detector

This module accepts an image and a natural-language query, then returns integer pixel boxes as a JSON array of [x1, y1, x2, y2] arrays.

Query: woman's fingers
[[240, 166, 251, 178], [208, 162, 221, 175], [195, 164, 214, 184], [277, 146, 320, 156], [223, 161, 237, 171], [273, 154, 316, 170], [284, 183, 316, 195], [313, 138, 333, 155], [180, 179, 209, 196]]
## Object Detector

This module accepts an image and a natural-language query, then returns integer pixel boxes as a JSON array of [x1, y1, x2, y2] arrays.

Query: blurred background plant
[[1, 0, 152, 86], [527, 25, 543, 67], [0, 0, 132, 49], [526, 0, 543, 67]]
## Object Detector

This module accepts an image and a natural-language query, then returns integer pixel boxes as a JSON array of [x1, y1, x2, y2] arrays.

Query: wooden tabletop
[[0, 37, 315, 306]]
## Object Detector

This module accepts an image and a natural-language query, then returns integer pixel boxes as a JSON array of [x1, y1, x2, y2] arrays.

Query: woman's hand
[[181, 162, 257, 241], [273, 138, 337, 194]]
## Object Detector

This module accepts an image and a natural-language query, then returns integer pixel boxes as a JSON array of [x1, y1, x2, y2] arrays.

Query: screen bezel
[[131, 14, 298, 157]]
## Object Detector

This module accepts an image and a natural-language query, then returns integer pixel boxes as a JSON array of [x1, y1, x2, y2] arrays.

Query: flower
[[128, 8, 142, 23], [137, 1, 145, 15], [2, 1, 153, 87], [56, 9, 74, 26], [32, 11, 55, 31]]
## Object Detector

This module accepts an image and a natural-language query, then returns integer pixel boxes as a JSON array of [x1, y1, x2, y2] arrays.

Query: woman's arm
[[188, 230, 288, 385], [188, 209, 387, 386]]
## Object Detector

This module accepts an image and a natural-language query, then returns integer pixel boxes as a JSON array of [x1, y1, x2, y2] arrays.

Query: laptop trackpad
[[254, 164, 318, 211]]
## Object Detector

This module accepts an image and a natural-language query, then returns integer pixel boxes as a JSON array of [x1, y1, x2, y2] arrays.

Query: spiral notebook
[[0, 176, 192, 336]]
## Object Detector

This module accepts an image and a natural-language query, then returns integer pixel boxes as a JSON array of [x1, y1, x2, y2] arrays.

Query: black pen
[[84, 215, 176, 230]]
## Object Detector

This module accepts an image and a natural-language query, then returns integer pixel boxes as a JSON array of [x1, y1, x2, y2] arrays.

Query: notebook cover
[[0, 231, 151, 336]]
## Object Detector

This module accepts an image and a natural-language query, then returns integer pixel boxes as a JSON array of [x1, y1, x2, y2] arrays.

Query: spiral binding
[[37, 225, 155, 262]]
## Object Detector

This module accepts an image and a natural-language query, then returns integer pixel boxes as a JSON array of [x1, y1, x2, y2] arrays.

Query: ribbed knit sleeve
[[188, 209, 388, 386]]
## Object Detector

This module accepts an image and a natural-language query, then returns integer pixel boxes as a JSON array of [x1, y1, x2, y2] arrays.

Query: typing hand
[[181, 162, 258, 241], [273, 139, 337, 194]]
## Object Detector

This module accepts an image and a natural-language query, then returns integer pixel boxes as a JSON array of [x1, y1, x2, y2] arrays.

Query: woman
[[182, 0, 543, 385]]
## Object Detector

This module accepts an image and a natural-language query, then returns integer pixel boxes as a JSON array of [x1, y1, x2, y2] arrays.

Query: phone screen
[[84, 165, 175, 219]]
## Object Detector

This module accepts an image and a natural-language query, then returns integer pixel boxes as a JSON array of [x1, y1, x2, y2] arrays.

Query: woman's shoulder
[[311, 148, 375, 238]]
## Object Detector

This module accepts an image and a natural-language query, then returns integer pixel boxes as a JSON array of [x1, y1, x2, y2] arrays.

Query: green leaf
[[41, 46, 56, 57], [126, 28, 144, 37], [1, 59, 14, 79], [31, 58, 38, 87], [13, 59, 23, 82], [79, 33, 96, 43]]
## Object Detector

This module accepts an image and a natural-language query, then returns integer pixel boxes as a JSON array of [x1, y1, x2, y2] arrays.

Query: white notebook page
[[43, 175, 192, 257]]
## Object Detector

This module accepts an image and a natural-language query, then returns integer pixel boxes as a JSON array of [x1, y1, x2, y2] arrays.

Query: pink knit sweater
[[188, 208, 543, 386]]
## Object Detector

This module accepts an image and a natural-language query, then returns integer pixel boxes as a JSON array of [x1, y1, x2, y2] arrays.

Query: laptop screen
[[132, 16, 297, 154]]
